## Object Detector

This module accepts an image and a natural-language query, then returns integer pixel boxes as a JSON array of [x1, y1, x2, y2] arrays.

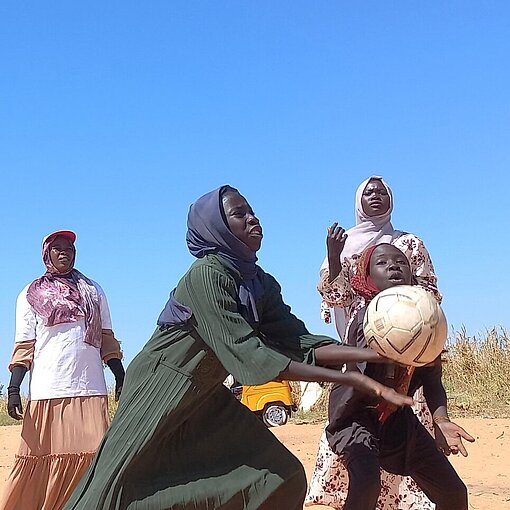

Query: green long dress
[[64, 255, 333, 510]]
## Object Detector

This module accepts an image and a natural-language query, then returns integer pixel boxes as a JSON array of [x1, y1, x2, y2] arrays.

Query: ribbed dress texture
[[64, 255, 333, 510]]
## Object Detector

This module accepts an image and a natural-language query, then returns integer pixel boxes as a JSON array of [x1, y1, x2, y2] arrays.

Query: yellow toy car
[[231, 380, 296, 427]]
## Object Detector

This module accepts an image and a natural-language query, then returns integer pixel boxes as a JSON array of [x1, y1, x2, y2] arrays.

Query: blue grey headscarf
[[158, 186, 263, 327], [186, 185, 258, 278]]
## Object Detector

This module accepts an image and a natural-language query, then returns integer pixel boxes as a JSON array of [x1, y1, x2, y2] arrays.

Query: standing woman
[[1, 230, 125, 510], [306, 176, 441, 509], [64, 186, 411, 510]]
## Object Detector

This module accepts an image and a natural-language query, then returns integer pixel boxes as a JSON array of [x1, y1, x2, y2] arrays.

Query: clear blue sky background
[[1, 2, 508, 388]]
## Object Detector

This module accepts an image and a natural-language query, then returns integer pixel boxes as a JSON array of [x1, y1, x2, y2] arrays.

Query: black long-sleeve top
[[327, 306, 446, 440]]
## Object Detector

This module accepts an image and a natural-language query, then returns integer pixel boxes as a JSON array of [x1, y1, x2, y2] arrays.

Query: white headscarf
[[342, 175, 400, 260], [321, 175, 400, 272], [320, 176, 401, 340]]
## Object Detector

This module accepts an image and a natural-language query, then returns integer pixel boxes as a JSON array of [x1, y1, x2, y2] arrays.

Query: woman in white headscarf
[[319, 175, 440, 339], [305, 176, 441, 510]]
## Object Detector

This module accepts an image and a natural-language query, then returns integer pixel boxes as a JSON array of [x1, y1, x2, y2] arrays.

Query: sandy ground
[[1, 418, 509, 509]]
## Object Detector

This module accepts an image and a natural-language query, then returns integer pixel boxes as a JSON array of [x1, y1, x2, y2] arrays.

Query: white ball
[[363, 285, 447, 367]]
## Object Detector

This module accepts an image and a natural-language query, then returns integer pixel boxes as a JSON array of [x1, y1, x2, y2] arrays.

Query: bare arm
[[314, 343, 385, 366], [280, 361, 413, 408]]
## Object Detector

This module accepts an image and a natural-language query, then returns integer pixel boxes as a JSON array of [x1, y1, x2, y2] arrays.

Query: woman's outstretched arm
[[279, 361, 413, 408], [314, 343, 385, 366]]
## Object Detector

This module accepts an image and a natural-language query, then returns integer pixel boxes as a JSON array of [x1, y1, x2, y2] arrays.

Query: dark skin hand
[[326, 222, 348, 282], [433, 413, 475, 457], [423, 371, 475, 457]]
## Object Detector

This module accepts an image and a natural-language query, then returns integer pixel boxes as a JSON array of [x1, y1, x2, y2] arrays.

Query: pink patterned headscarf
[[26, 232, 102, 348]]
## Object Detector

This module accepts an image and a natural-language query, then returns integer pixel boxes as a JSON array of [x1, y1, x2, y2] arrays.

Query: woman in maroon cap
[[0, 230, 125, 510]]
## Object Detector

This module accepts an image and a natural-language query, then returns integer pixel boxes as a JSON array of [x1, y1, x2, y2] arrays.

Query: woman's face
[[361, 179, 391, 217], [49, 236, 75, 273], [222, 192, 263, 252], [369, 244, 411, 291]]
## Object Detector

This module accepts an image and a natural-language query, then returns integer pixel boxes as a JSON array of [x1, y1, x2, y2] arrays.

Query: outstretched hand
[[326, 222, 347, 257], [378, 386, 414, 408], [434, 420, 475, 457], [348, 372, 414, 408]]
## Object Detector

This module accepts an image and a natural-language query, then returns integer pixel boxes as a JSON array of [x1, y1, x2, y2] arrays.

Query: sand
[[1, 418, 509, 509]]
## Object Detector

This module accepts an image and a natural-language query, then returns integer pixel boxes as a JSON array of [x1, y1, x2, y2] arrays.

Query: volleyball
[[363, 285, 447, 366]]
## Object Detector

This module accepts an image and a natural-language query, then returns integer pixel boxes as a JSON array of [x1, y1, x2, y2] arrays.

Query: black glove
[[106, 358, 125, 401], [7, 365, 27, 420]]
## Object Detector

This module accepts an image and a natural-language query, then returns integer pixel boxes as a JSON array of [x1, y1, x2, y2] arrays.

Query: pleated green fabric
[[64, 255, 333, 509]]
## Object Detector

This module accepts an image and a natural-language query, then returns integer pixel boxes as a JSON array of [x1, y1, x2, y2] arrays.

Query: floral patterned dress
[[306, 233, 439, 510]]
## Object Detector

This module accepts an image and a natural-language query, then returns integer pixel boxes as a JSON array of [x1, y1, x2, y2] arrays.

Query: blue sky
[[1, 2, 508, 388]]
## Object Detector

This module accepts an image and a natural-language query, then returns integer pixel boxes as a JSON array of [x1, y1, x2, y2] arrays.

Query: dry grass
[[289, 380, 330, 424], [442, 327, 510, 418], [107, 391, 119, 420], [0, 398, 20, 426]]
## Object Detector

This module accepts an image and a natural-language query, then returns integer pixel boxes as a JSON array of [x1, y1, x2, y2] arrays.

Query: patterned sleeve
[[317, 261, 355, 309], [393, 233, 442, 302], [320, 300, 332, 324]]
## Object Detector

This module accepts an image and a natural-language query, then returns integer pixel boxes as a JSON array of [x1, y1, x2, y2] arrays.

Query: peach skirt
[[0, 395, 109, 510]]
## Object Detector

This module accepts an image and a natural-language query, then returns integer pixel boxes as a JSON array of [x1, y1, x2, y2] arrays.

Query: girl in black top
[[326, 243, 474, 510]]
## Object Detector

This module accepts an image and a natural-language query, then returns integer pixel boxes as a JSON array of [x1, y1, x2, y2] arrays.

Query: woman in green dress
[[64, 186, 412, 510]]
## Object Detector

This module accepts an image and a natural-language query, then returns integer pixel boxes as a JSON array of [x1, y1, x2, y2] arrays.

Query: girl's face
[[369, 244, 411, 291], [222, 192, 263, 252]]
